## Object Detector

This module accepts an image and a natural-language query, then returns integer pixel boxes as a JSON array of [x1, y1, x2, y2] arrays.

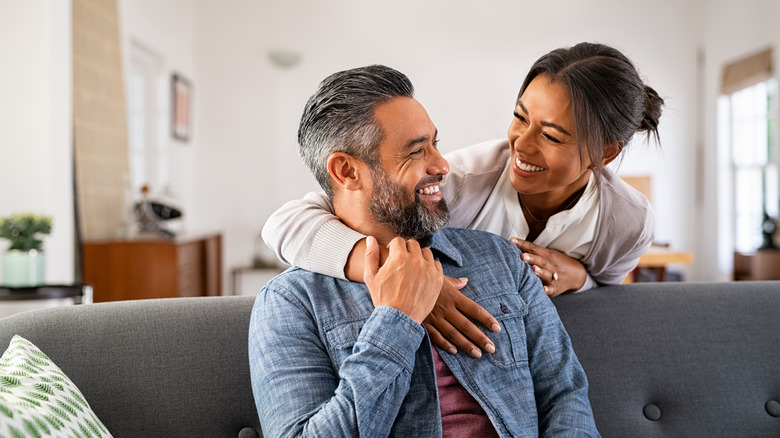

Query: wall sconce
[[269, 50, 302, 69]]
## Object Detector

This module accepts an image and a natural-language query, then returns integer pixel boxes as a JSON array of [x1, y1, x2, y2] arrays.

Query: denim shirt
[[249, 228, 599, 437]]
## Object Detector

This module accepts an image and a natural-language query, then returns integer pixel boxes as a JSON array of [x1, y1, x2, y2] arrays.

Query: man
[[249, 65, 599, 437]]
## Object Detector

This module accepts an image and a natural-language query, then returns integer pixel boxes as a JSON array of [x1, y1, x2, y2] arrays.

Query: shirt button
[[500, 304, 509, 313]]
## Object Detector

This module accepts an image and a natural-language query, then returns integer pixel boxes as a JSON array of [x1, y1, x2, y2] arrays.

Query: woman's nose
[[509, 124, 535, 153]]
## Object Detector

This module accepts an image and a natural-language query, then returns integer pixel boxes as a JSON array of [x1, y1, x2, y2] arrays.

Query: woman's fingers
[[426, 278, 499, 358], [423, 320, 457, 355]]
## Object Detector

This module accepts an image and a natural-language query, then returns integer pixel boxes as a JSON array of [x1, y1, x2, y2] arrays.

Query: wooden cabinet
[[734, 249, 780, 281], [83, 233, 222, 302]]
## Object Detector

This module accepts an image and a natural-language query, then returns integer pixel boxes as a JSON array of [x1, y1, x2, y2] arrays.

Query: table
[[625, 245, 695, 283], [734, 249, 780, 280], [83, 232, 222, 302], [0, 284, 93, 319]]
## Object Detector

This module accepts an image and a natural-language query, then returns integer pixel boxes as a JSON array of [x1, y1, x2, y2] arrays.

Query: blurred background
[[1, 0, 779, 297]]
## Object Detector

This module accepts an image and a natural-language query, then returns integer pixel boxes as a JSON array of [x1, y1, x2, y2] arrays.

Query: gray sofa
[[1, 281, 779, 437]]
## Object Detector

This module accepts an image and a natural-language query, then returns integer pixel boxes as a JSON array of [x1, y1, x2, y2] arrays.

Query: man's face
[[367, 97, 451, 240]]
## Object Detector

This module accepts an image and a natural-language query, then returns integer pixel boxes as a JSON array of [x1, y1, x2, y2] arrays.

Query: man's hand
[[510, 238, 587, 296], [364, 236, 443, 324], [424, 277, 501, 358]]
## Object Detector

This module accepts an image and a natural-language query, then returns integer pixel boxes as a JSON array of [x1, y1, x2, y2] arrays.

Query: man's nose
[[427, 148, 449, 176]]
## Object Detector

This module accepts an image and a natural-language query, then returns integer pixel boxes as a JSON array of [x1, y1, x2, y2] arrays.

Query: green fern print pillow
[[0, 335, 112, 437]]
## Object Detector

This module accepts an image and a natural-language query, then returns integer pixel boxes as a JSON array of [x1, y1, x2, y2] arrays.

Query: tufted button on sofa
[[1, 281, 779, 437], [554, 281, 780, 437]]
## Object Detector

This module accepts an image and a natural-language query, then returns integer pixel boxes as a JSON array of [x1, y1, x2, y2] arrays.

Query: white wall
[[186, 0, 702, 288], [0, 0, 73, 284], [4, 0, 774, 291]]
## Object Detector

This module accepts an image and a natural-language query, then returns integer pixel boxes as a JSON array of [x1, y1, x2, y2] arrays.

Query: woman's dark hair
[[518, 42, 664, 184]]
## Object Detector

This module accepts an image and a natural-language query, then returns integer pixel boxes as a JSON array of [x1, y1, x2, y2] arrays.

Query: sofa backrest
[[0, 295, 262, 438], [2, 282, 780, 437], [553, 281, 780, 438]]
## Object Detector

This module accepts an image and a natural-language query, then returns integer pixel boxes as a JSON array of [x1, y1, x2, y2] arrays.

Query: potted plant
[[0, 213, 52, 287]]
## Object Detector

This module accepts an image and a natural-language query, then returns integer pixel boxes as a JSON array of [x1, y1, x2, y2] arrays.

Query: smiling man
[[248, 65, 599, 437]]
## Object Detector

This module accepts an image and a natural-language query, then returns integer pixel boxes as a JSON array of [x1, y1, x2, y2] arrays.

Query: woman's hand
[[423, 276, 501, 358], [510, 238, 587, 297]]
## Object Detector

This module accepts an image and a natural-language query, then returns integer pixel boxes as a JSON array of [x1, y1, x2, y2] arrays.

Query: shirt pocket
[[324, 318, 366, 365], [475, 294, 529, 369]]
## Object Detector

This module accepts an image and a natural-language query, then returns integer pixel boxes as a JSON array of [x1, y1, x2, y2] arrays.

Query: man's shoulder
[[261, 267, 348, 299], [438, 228, 519, 258], [441, 226, 511, 242]]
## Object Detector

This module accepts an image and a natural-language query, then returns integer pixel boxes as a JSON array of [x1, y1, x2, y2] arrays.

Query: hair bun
[[640, 85, 664, 138]]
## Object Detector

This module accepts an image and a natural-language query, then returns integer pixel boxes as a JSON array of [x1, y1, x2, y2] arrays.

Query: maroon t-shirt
[[432, 347, 500, 437]]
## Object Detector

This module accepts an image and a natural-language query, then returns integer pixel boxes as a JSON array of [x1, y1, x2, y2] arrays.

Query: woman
[[262, 42, 663, 356]]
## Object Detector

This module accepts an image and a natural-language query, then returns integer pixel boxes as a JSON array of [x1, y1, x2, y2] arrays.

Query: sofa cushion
[[0, 296, 262, 438], [0, 335, 112, 437], [553, 281, 780, 438]]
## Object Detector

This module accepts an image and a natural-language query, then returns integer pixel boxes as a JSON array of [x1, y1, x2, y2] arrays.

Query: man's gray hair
[[297, 65, 414, 198]]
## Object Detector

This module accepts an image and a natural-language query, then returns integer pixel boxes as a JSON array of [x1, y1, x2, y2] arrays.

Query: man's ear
[[327, 152, 365, 192], [602, 141, 624, 166]]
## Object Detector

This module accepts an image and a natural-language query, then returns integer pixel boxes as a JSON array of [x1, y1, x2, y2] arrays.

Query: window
[[127, 42, 165, 199], [717, 47, 777, 274], [728, 80, 778, 252]]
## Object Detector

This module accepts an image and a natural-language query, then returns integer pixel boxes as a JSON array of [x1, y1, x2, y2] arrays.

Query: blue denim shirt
[[249, 228, 599, 437]]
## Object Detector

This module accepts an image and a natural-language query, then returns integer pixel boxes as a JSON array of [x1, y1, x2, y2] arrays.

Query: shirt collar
[[428, 230, 464, 267]]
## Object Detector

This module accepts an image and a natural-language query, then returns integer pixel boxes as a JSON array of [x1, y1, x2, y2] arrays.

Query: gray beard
[[368, 170, 450, 241]]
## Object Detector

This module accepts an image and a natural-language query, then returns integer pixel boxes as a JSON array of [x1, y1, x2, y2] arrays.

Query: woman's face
[[506, 74, 592, 202]]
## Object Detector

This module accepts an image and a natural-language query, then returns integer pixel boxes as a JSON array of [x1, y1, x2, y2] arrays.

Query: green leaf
[[50, 404, 70, 420], [33, 417, 51, 435], [26, 390, 50, 402], [85, 416, 103, 437], [56, 399, 78, 416], [9, 424, 25, 438], [18, 396, 41, 407], [0, 213, 52, 251], [23, 418, 42, 438], [43, 413, 65, 430], [69, 388, 88, 407], [0, 376, 20, 388], [33, 383, 53, 395], [79, 422, 94, 438], [63, 395, 85, 413], [0, 400, 14, 419]]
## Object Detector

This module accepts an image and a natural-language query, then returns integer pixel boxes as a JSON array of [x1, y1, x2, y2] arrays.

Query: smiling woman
[[262, 42, 664, 357]]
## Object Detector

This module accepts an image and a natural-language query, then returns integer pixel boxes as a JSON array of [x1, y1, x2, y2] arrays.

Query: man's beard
[[368, 170, 450, 241]]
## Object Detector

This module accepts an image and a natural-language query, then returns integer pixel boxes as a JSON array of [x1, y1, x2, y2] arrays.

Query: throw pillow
[[0, 335, 112, 437]]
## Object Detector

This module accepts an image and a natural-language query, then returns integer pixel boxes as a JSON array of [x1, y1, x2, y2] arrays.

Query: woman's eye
[[432, 138, 440, 148], [544, 133, 562, 144], [513, 111, 528, 124]]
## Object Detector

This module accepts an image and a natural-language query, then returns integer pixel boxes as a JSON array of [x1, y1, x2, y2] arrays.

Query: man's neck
[[333, 196, 397, 246]]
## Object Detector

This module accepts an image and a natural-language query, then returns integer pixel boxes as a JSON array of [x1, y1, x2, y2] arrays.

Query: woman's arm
[[261, 191, 364, 279]]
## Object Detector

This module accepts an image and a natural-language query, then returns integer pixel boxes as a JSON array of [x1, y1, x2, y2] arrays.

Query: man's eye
[[410, 148, 424, 156]]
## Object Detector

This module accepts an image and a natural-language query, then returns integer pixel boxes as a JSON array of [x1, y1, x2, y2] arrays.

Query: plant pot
[[2, 249, 45, 287]]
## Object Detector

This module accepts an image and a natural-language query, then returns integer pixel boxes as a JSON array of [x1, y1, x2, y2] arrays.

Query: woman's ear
[[327, 152, 364, 192], [602, 141, 624, 166]]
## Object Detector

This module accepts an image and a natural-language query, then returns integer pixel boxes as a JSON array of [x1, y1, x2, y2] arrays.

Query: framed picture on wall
[[171, 73, 192, 142]]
